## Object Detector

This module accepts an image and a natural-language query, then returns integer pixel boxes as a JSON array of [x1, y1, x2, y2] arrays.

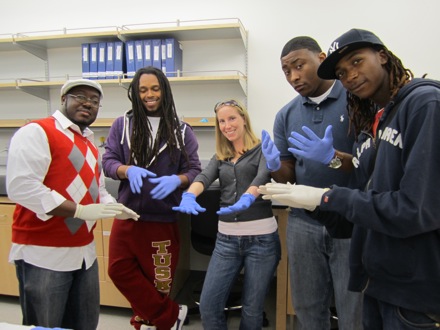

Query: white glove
[[115, 206, 140, 221], [74, 203, 124, 221], [258, 183, 328, 211]]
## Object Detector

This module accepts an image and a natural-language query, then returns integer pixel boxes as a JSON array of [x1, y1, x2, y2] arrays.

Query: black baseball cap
[[318, 29, 384, 80]]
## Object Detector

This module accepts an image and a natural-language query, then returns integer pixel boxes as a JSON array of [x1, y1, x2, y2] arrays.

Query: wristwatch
[[328, 152, 342, 169]]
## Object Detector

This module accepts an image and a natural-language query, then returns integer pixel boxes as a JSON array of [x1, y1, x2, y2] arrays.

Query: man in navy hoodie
[[259, 29, 440, 329]]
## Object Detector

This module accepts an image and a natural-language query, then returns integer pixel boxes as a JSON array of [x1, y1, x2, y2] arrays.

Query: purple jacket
[[102, 112, 201, 222]]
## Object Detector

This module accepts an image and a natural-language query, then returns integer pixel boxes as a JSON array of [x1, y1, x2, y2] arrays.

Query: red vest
[[12, 117, 101, 247]]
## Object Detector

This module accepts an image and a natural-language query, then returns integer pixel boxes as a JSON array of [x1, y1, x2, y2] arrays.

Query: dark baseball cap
[[318, 29, 384, 80]]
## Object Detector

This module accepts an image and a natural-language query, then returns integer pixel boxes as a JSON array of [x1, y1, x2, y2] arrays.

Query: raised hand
[[288, 125, 335, 164], [261, 130, 281, 172]]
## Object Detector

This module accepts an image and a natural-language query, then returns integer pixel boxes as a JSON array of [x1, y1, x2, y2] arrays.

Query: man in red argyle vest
[[6, 79, 138, 330]]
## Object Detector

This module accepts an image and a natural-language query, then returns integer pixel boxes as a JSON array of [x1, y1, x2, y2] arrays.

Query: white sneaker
[[171, 304, 188, 330], [140, 325, 157, 330]]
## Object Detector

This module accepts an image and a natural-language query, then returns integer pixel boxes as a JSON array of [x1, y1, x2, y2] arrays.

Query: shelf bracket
[[239, 78, 247, 97], [117, 77, 130, 90], [116, 27, 128, 43], [16, 86, 50, 101], [14, 41, 48, 61]]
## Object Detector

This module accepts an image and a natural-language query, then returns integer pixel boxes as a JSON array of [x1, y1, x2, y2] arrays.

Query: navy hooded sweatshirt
[[320, 78, 440, 314]]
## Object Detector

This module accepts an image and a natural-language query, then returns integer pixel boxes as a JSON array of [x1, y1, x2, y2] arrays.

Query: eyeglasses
[[214, 100, 244, 112], [67, 94, 101, 109]]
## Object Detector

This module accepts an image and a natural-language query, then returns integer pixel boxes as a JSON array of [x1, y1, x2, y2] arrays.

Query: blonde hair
[[214, 100, 260, 160]]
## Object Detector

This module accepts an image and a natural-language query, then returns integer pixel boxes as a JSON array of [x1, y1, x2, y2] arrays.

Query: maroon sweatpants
[[108, 219, 181, 330]]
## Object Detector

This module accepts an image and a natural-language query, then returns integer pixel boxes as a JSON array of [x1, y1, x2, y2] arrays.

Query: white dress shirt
[[7, 110, 116, 271]]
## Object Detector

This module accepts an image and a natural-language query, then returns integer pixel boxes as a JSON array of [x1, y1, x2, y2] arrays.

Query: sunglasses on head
[[214, 100, 244, 112]]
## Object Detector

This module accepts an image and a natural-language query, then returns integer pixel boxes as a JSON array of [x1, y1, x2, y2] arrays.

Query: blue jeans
[[199, 231, 281, 330], [15, 259, 100, 330], [363, 294, 440, 329], [287, 215, 363, 330]]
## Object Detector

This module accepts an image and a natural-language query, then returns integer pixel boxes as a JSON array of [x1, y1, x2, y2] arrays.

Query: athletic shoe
[[171, 304, 188, 330], [140, 325, 157, 330]]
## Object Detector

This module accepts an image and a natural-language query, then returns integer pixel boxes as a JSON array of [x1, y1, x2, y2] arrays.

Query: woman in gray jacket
[[173, 100, 281, 330]]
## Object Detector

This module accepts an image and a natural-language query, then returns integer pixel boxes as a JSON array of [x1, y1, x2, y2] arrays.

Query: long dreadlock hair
[[347, 45, 413, 140], [127, 66, 188, 167]]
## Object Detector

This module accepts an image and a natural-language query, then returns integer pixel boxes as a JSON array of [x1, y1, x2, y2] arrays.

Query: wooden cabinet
[[0, 198, 19, 296], [96, 218, 131, 308], [273, 207, 295, 330]]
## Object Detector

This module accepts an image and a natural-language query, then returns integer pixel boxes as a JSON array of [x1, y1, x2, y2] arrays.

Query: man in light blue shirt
[[262, 36, 362, 330]]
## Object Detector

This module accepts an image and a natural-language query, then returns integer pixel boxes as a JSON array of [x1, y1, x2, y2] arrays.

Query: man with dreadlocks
[[259, 29, 440, 329], [102, 66, 201, 330]]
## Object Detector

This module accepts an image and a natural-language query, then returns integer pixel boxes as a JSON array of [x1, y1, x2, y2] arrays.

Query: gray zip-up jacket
[[194, 144, 273, 222]]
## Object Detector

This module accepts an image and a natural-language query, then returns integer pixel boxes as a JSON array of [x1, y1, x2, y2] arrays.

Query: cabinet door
[[99, 218, 131, 307], [0, 203, 19, 296]]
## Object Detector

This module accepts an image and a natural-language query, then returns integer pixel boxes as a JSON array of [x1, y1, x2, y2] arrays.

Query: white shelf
[[0, 18, 248, 100], [0, 18, 248, 158], [0, 18, 247, 52], [0, 117, 216, 128], [0, 72, 246, 90]]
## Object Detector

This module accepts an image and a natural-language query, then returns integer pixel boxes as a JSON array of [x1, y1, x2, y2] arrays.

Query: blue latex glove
[[172, 192, 206, 215], [288, 125, 335, 164], [217, 193, 256, 215], [126, 166, 157, 194], [149, 174, 181, 200], [261, 130, 281, 172]]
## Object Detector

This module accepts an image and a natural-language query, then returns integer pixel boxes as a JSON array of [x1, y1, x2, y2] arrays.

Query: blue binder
[[161, 39, 167, 74], [105, 42, 114, 79], [134, 40, 144, 72], [165, 38, 183, 77], [125, 40, 136, 78], [114, 41, 125, 79], [81, 43, 90, 79], [97, 42, 107, 80], [143, 39, 152, 67], [89, 43, 99, 80], [152, 39, 162, 70]]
